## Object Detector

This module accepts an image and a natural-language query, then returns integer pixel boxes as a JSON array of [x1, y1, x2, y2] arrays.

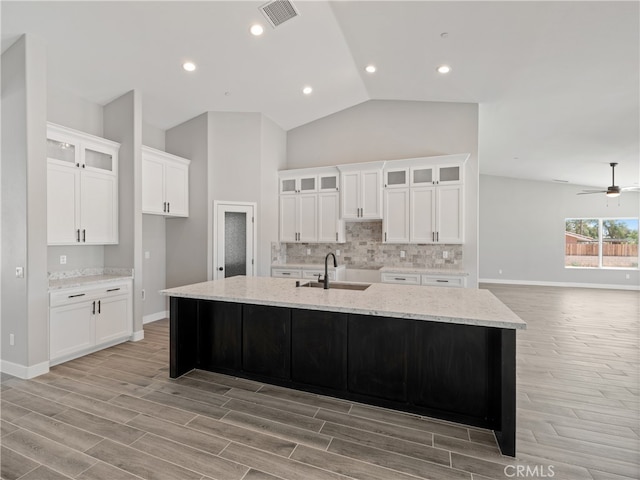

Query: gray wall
[[1, 35, 49, 373], [286, 99, 480, 287], [165, 113, 210, 288], [479, 175, 640, 288], [104, 91, 144, 335]]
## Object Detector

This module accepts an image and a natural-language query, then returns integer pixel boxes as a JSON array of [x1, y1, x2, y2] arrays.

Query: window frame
[[565, 217, 639, 270]]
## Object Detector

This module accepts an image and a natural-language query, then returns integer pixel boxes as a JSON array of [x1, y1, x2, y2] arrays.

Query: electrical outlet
[[442, 251, 448, 259], [15, 267, 24, 278], [400, 251, 406, 258], [60, 255, 67, 265], [9, 334, 15, 346]]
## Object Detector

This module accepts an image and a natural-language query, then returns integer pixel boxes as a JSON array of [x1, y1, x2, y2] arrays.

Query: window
[[565, 218, 639, 269]]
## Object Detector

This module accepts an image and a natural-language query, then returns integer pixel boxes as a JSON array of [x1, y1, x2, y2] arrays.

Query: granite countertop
[[162, 276, 525, 330], [379, 267, 469, 276], [48, 268, 133, 291]]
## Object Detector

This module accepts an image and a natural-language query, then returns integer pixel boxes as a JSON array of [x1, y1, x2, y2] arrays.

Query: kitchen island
[[162, 276, 525, 456]]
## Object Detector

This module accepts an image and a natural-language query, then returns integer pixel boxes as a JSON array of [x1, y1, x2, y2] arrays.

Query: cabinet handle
[[163, 202, 166, 212], [68, 293, 85, 298], [167, 202, 170, 213], [76, 163, 80, 168], [437, 280, 448, 283], [394, 277, 406, 281], [106, 288, 121, 292], [82, 164, 85, 168], [82, 229, 86, 242], [92, 301, 96, 314], [98, 300, 101, 314], [432, 232, 435, 242], [77, 229, 80, 242], [335, 232, 338, 241], [282, 272, 291, 276], [436, 232, 439, 242], [385, 232, 387, 242]]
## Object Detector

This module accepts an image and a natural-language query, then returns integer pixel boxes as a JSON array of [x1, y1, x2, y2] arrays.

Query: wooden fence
[[566, 243, 638, 257]]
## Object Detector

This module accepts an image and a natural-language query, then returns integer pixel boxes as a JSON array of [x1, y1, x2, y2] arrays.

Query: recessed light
[[250, 24, 264, 36], [182, 62, 196, 72], [437, 65, 451, 74], [302, 86, 313, 95], [365, 65, 376, 74]]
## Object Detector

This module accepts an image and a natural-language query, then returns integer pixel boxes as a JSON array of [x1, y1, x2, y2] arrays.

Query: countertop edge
[[49, 275, 133, 291], [162, 290, 526, 330]]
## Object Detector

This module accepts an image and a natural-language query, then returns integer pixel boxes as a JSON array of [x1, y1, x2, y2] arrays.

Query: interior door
[[215, 203, 255, 280]]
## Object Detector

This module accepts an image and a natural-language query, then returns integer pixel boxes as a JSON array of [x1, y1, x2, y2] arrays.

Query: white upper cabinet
[[338, 163, 384, 220], [46, 123, 119, 245], [278, 167, 343, 243], [384, 154, 468, 244], [141, 146, 190, 217]]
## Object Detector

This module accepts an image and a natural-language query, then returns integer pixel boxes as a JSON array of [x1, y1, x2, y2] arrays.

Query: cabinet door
[[436, 185, 463, 243], [80, 171, 118, 244], [50, 302, 94, 362], [298, 194, 317, 242], [410, 166, 435, 186], [360, 170, 382, 219], [165, 161, 189, 217], [410, 187, 436, 243], [95, 295, 130, 345], [142, 157, 165, 215], [413, 322, 490, 420], [340, 172, 360, 219], [198, 301, 242, 373], [383, 188, 410, 243], [436, 165, 462, 185], [291, 309, 347, 390], [348, 314, 410, 402], [47, 162, 79, 245], [279, 196, 298, 242], [242, 305, 291, 380], [318, 173, 339, 192], [317, 192, 340, 242], [384, 169, 408, 188]]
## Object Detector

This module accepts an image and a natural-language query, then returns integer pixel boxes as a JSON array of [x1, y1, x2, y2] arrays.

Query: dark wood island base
[[169, 297, 517, 457]]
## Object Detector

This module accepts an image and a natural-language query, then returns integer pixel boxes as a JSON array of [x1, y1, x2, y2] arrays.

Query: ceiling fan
[[578, 162, 640, 197]]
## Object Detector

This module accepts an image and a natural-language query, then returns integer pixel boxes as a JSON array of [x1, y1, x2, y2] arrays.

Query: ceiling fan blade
[[621, 186, 640, 191], [577, 190, 606, 195]]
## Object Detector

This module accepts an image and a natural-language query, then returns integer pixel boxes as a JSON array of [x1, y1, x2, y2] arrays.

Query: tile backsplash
[[272, 221, 462, 270]]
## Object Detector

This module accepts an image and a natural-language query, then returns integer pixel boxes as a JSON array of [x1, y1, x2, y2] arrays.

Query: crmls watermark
[[504, 464, 555, 478]]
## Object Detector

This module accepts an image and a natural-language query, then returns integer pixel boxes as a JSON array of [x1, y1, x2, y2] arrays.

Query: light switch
[[400, 251, 406, 258], [442, 251, 448, 259], [60, 255, 67, 265], [15, 267, 24, 278]]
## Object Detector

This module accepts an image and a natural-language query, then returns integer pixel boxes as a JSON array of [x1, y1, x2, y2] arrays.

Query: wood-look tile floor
[[1, 284, 638, 480]]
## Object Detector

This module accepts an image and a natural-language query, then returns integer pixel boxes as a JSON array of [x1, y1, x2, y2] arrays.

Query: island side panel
[[198, 301, 242, 373], [169, 297, 198, 378], [495, 328, 517, 457]]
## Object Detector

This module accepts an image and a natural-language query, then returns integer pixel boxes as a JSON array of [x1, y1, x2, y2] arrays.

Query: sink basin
[[300, 281, 371, 291]]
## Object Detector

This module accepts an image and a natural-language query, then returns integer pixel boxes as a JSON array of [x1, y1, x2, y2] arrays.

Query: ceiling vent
[[260, 0, 299, 28]]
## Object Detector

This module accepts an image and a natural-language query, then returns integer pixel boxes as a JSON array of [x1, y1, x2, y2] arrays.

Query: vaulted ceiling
[[2, 1, 638, 189]]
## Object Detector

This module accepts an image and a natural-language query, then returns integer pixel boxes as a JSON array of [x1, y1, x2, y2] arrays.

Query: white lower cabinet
[[381, 271, 466, 288], [49, 280, 132, 365], [271, 265, 346, 281]]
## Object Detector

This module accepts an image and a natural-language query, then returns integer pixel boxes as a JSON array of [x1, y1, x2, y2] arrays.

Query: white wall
[[1, 35, 49, 377], [286, 99, 480, 287], [479, 175, 640, 288]]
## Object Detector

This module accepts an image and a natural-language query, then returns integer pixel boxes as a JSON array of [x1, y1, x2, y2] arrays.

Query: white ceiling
[[2, 1, 638, 189]]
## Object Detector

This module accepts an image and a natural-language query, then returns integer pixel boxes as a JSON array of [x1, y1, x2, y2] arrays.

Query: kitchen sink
[[300, 281, 371, 291]]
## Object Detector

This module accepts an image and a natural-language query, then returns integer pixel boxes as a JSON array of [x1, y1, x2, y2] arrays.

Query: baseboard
[[480, 278, 640, 291], [0, 359, 49, 379], [130, 330, 145, 342], [143, 311, 168, 324]]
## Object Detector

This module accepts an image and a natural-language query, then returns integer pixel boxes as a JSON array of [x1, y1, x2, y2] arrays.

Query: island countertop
[[162, 276, 525, 330]]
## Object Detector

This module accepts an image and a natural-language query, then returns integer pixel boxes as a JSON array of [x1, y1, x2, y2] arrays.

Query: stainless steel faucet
[[322, 252, 337, 289]]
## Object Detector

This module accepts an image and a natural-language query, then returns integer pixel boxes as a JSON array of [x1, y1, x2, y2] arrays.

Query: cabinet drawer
[[271, 268, 302, 278], [302, 270, 336, 281], [421, 275, 465, 288], [50, 281, 130, 307], [381, 273, 421, 285]]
